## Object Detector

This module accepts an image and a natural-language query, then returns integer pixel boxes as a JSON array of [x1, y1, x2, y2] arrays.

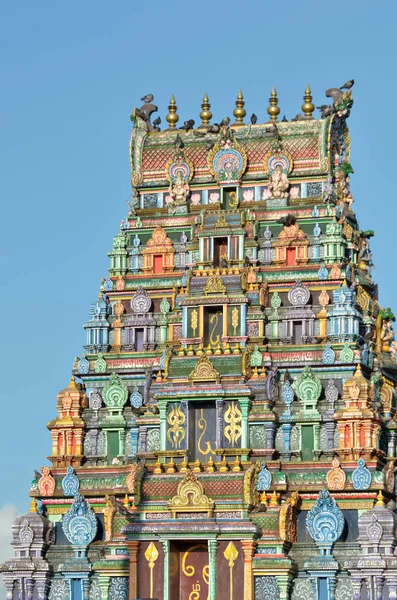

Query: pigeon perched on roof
[[250, 113, 257, 124], [141, 94, 154, 103], [180, 119, 195, 131], [340, 79, 354, 90], [220, 117, 231, 126], [208, 123, 220, 134], [317, 105, 334, 118], [175, 134, 184, 148]]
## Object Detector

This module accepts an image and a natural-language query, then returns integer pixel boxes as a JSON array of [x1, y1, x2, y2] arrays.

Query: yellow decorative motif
[[204, 275, 226, 296], [231, 307, 239, 336], [189, 583, 201, 600], [243, 462, 260, 507], [145, 541, 159, 597], [103, 495, 116, 542], [189, 355, 221, 384], [224, 402, 242, 446], [224, 541, 239, 600], [167, 405, 186, 449], [326, 457, 346, 491], [198, 408, 217, 456], [191, 309, 198, 336], [168, 469, 214, 517], [209, 311, 222, 347], [215, 214, 228, 228]]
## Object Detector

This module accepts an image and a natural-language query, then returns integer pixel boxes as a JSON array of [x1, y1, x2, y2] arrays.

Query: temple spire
[[198, 93, 212, 130], [267, 87, 280, 122], [302, 84, 314, 119], [233, 90, 246, 125], [166, 95, 179, 130]]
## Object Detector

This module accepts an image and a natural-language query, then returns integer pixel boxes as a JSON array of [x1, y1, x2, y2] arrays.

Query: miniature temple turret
[[3, 84, 397, 600]]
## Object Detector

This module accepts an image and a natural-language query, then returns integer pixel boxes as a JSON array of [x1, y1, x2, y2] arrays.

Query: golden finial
[[199, 93, 212, 130], [29, 497, 38, 513], [302, 85, 315, 119], [206, 456, 215, 473], [123, 494, 130, 510], [375, 490, 385, 507], [166, 95, 179, 130], [267, 87, 280, 122], [269, 491, 279, 506], [260, 491, 268, 505], [233, 90, 246, 125]]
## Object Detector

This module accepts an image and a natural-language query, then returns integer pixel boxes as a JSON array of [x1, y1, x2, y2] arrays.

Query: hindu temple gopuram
[[3, 82, 397, 600]]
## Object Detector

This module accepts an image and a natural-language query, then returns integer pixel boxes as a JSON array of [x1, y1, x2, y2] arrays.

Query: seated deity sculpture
[[268, 165, 289, 198]]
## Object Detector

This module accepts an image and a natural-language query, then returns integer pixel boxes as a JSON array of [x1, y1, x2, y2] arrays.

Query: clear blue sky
[[0, 0, 396, 518]]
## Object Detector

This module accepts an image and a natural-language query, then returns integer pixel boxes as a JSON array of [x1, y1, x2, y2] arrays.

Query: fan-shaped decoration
[[102, 373, 129, 409], [293, 366, 322, 408], [62, 467, 80, 497], [282, 381, 294, 409], [131, 286, 152, 314], [38, 467, 56, 497], [322, 342, 336, 365], [189, 355, 221, 384], [168, 469, 214, 517], [326, 457, 346, 491], [318, 262, 329, 281], [257, 462, 272, 491], [77, 354, 90, 375], [306, 489, 344, 554], [94, 353, 107, 373], [165, 155, 194, 183], [208, 140, 247, 184], [288, 280, 310, 306], [130, 386, 143, 409], [250, 344, 263, 367], [62, 494, 97, 548], [264, 149, 293, 175], [340, 342, 354, 363], [352, 458, 371, 490], [103, 278, 113, 292], [89, 390, 102, 411]]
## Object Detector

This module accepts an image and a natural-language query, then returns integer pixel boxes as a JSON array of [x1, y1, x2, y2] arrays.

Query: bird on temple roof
[[220, 117, 231, 126], [135, 103, 158, 126], [180, 119, 195, 131], [141, 93, 154, 103], [152, 116, 161, 131], [282, 115, 288, 122], [250, 113, 257, 124], [325, 88, 344, 106], [317, 104, 334, 118], [244, 255, 251, 267], [208, 123, 220, 134], [277, 214, 296, 227], [263, 123, 279, 137], [206, 140, 215, 150], [34, 470, 42, 479], [340, 79, 354, 90], [284, 369, 291, 382], [175, 133, 184, 148], [291, 114, 304, 121]]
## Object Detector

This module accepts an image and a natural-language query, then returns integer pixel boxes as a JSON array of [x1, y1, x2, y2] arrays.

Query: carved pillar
[[131, 427, 139, 456], [282, 423, 291, 452], [216, 400, 225, 448], [265, 422, 275, 449], [241, 540, 256, 600], [239, 399, 252, 449], [127, 541, 140, 600], [388, 431, 397, 457], [275, 574, 292, 600], [119, 429, 126, 456], [98, 576, 110, 600], [387, 578, 397, 599], [161, 539, 170, 600], [208, 539, 218, 600], [25, 578, 35, 600], [82, 578, 89, 600], [375, 576, 385, 600], [66, 430, 73, 455], [351, 578, 362, 600], [139, 426, 148, 452], [36, 579, 50, 600], [159, 399, 168, 451], [4, 580, 15, 600], [313, 423, 321, 451], [328, 576, 337, 600], [325, 421, 335, 450]]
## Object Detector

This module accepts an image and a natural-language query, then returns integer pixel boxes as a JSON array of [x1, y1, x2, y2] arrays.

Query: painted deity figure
[[268, 165, 289, 198], [247, 266, 257, 288], [381, 319, 395, 352], [169, 170, 189, 205]]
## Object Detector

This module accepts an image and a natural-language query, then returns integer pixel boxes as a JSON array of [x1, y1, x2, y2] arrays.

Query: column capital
[[241, 539, 256, 560]]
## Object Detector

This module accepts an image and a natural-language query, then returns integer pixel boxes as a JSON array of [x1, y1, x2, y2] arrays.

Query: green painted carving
[[293, 366, 322, 409], [250, 344, 263, 367], [340, 342, 354, 363], [94, 353, 107, 374], [160, 297, 171, 316], [271, 292, 281, 310], [103, 373, 129, 408]]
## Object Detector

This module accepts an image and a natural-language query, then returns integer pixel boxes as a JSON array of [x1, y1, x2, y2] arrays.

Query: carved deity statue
[[168, 170, 189, 205], [381, 319, 396, 353], [268, 165, 289, 199]]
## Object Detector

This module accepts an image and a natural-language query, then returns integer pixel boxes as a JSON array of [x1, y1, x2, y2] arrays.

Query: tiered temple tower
[[3, 85, 397, 600]]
